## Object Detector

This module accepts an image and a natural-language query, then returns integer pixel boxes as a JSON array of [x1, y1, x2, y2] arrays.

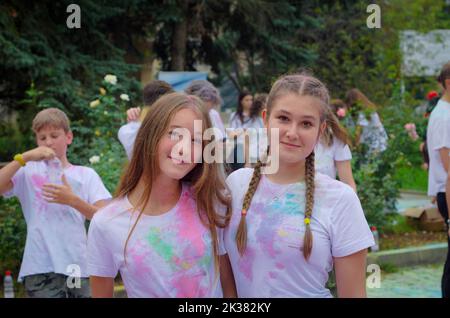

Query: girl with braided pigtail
[[224, 74, 375, 298]]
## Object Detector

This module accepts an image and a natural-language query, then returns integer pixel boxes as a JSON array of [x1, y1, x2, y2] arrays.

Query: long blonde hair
[[116, 92, 231, 275], [235, 74, 330, 261], [321, 109, 352, 147]]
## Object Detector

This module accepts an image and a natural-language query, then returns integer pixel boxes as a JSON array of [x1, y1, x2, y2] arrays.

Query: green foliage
[[0, 197, 26, 275], [80, 75, 129, 194], [382, 213, 417, 235], [0, 1, 142, 163]]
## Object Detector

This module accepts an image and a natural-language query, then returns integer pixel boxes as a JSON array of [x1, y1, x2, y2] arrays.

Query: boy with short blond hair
[[0, 107, 111, 298]]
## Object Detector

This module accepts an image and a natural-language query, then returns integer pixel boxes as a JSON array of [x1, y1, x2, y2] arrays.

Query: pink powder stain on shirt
[[238, 247, 256, 281], [170, 271, 207, 298], [128, 240, 152, 276], [251, 200, 280, 259], [31, 174, 50, 214], [176, 189, 206, 258], [275, 262, 285, 270]]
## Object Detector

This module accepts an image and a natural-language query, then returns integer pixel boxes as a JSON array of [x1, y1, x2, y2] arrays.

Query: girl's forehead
[[271, 94, 323, 118], [168, 107, 204, 130]]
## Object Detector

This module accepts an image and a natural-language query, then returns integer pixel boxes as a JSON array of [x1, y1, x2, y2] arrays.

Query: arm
[[90, 276, 114, 298], [334, 249, 368, 298], [439, 148, 450, 173], [0, 147, 56, 195], [0, 161, 21, 195], [336, 160, 357, 192], [447, 160, 450, 237], [42, 175, 109, 220], [66, 197, 109, 220], [219, 254, 237, 298]]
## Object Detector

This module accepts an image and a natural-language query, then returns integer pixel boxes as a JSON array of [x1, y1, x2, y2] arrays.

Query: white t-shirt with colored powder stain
[[87, 183, 226, 298], [2, 161, 112, 280], [315, 138, 352, 179], [224, 168, 374, 298], [426, 99, 450, 196]]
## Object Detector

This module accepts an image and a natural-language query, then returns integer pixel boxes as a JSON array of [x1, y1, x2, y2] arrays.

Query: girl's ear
[[319, 121, 327, 137], [262, 109, 268, 128]]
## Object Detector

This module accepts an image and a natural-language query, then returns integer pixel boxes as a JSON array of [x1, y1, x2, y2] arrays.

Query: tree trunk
[[170, 2, 188, 71]]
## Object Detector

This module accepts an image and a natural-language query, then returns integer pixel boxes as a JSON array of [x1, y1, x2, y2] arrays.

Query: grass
[[394, 164, 428, 192], [379, 213, 447, 250]]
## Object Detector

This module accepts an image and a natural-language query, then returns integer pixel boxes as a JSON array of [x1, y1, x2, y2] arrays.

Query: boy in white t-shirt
[[118, 80, 174, 159], [0, 108, 111, 298], [427, 61, 450, 298]]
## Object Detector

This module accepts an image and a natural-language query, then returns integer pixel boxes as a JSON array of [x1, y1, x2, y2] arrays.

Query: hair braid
[[303, 152, 315, 260], [236, 161, 263, 255]]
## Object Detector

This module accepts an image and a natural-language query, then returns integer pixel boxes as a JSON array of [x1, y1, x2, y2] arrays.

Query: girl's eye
[[277, 115, 289, 122], [302, 121, 313, 128]]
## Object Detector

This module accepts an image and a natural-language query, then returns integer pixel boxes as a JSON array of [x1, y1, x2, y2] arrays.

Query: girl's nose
[[285, 124, 298, 139]]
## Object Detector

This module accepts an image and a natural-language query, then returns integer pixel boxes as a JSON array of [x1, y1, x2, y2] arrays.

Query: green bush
[[0, 197, 26, 275]]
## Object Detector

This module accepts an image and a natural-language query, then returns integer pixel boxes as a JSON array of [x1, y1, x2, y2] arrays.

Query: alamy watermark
[[168, 121, 280, 174], [66, 264, 81, 289], [367, 4, 381, 29]]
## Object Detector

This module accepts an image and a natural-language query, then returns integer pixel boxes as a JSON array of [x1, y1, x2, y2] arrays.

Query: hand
[[22, 146, 56, 162], [127, 107, 141, 122], [431, 196, 437, 204], [42, 174, 76, 206]]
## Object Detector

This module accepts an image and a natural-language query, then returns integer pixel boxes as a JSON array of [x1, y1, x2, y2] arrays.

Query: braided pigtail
[[236, 161, 263, 255], [303, 152, 315, 260]]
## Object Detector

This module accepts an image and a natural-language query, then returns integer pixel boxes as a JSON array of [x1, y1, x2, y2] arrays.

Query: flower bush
[[0, 75, 133, 274]]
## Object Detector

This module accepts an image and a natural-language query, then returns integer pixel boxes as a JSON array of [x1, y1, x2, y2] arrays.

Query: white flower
[[89, 155, 100, 164], [104, 74, 117, 85], [90, 99, 100, 108], [120, 94, 130, 102]]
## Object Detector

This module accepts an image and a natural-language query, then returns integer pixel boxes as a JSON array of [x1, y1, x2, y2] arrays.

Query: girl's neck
[[129, 175, 182, 216], [266, 160, 306, 185]]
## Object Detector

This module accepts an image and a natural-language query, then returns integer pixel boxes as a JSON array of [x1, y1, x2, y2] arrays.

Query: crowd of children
[[1, 61, 450, 298]]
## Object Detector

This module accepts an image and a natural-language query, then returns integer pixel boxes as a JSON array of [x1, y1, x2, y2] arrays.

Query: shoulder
[[226, 168, 254, 189], [68, 165, 99, 179], [315, 173, 356, 203], [332, 137, 347, 148], [91, 197, 130, 226], [118, 121, 141, 136]]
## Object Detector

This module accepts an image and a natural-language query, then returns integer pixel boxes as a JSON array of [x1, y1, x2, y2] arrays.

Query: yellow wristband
[[14, 154, 26, 167]]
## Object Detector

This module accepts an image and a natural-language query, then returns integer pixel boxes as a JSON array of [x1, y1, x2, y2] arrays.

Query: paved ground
[[367, 263, 443, 298]]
